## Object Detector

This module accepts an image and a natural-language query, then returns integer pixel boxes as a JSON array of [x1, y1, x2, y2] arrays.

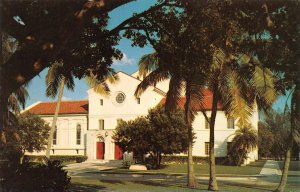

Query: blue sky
[[25, 0, 288, 111]]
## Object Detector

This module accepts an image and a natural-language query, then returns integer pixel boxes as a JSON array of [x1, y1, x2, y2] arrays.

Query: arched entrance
[[96, 136, 105, 160]]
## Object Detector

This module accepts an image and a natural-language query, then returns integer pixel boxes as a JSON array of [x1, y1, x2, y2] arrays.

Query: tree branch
[[108, 1, 168, 35], [201, 110, 210, 123], [0, 0, 134, 109]]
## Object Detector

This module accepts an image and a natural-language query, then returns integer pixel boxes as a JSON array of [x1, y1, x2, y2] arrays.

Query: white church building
[[24, 71, 259, 162]]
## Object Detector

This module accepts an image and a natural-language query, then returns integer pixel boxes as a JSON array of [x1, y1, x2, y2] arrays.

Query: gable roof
[[158, 89, 223, 110], [25, 100, 88, 115], [87, 71, 167, 96]]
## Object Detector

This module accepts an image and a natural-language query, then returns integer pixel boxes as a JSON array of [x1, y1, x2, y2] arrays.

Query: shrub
[[25, 155, 87, 163], [113, 107, 189, 168], [228, 127, 258, 166], [161, 155, 228, 165], [122, 159, 132, 168], [2, 160, 70, 192]]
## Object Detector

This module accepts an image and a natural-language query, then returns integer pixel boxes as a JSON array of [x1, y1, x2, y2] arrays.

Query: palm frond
[[251, 66, 276, 107], [165, 74, 184, 112], [221, 70, 253, 127], [45, 64, 62, 98], [211, 47, 227, 70], [134, 68, 169, 97], [85, 74, 110, 97], [138, 52, 159, 78], [8, 94, 20, 113], [232, 126, 258, 153], [63, 70, 75, 91], [13, 86, 29, 110]]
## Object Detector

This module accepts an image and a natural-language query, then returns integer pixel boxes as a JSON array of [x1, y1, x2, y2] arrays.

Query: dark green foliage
[[24, 155, 88, 163], [113, 107, 189, 168], [2, 160, 70, 192], [160, 155, 227, 165], [258, 122, 275, 158], [1, 113, 50, 163], [258, 110, 290, 160], [228, 127, 258, 166]]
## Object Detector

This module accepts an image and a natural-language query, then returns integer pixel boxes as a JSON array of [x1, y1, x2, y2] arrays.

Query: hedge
[[24, 155, 87, 163], [161, 155, 228, 165]]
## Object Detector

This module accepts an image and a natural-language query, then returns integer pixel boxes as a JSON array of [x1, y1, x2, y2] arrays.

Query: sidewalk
[[259, 160, 282, 176]]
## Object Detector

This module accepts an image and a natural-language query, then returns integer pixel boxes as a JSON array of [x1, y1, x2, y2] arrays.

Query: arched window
[[76, 124, 81, 145], [53, 126, 57, 145]]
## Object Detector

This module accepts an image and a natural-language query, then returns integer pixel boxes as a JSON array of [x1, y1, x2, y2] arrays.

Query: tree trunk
[[274, 139, 292, 192], [185, 82, 197, 188], [45, 76, 65, 159], [208, 88, 219, 191], [275, 84, 299, 192]]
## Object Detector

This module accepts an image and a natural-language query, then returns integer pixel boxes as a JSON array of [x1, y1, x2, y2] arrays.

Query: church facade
[[24, 71, 259, 162]]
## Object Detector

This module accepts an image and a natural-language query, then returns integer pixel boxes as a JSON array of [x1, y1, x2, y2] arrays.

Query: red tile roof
[[26, 100, 88, 115], [159, 89, 222, 110]]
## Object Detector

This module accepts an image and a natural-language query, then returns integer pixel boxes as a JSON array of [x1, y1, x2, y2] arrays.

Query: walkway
[[259, 160, 282, 176]]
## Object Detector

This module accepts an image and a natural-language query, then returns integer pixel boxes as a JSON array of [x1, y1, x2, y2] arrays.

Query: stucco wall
[[88, 72, 165, 131], [26, 114, 88, 156]]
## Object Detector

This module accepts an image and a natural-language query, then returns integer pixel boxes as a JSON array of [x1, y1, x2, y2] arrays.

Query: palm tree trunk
[[275, 84, 299, 192], [185, 82, 197, 188], [45, 76, 65, 159], [208, 88, 219, 191], [274, 138, 292, 192]]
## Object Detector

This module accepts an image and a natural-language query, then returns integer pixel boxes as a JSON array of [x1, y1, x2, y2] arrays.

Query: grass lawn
[[278, 160, 300, 171], [101, 160, 266, 176], [70, 176, 299, 192]]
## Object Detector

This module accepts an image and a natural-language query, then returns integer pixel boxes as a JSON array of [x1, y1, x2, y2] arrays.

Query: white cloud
[[112, 53, 135, 66], [62, 96, 72, 101]]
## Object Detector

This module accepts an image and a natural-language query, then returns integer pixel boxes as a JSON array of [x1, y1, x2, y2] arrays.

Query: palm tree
[[228, 126, 258, 166], [275, 84, 300, 192], [45, 62, 118, 159], [45, 62, 74, 159], [204, 47, 276, 190], [135, 52, 206, 188], [1, 85, 29, 144]]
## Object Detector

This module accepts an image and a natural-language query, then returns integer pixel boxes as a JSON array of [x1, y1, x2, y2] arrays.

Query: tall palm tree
[[45, 62, 118, 159], [275, 84, 300, 192], [204, 47, 276, 190], [135, 52, 206, 188], [45, 62, 74, 159]]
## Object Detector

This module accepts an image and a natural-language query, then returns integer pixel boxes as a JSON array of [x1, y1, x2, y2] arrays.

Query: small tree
[[228, 126, 258, 166], [258, 110, 291, 160], [1, 113, 50, 162], [113, 108, 189, 168], [258, 122, 274, 159]]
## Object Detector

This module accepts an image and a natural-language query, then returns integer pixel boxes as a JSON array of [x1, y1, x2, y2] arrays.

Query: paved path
[[259, 160, 282, 176], [65, 160, 122, 176]]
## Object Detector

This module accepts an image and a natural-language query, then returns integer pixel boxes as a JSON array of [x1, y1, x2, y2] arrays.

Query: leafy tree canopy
[[1, 112, 50, 162], [112, 107, 190, 168]]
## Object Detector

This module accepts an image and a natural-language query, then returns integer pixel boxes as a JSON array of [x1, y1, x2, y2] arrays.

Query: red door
[[114, 143, 123, 160], [96, 142, 105, 159]]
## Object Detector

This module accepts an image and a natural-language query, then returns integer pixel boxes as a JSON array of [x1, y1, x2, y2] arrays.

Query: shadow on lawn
[[99, 180, 125, 184], [71, 182, 106, 192], [100, 179, 187, 189]]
